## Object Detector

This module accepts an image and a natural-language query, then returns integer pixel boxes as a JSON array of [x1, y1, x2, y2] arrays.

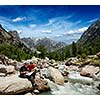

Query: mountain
[[0, 24, 33, 61], [77, 19, 100, 54], [21, 37, 66, 52], [0, 24, 30, 50], [77, 19, 100, 46]]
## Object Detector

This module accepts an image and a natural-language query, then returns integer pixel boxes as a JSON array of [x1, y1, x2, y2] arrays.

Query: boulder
[[48, 63, 58, 67], [34, 77, 50, 92], [67, 65, 79, 71], [80, 65, 100, 77], [65, 57, 79, 66], [6, 65, 15, 74], [0, 74, 33, 94], [0, 64, 6, 73], [0, 73, 6, 77], [31, 56, 38, 63], [0, 64, 15, 75], [96, 52, 100, 58], [48, 67, 64, 85]]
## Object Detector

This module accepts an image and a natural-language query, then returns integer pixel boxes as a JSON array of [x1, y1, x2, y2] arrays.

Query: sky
[[0, 5, 100, 44]]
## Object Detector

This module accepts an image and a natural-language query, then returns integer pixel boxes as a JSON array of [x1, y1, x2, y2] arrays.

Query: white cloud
[[64, 27, 88, 35], [29, 24, 37, 28], [55, 34, 62, 37], [41, 30, 52, 34], [12, 17, 26, 22], [87, 18, 98, 23]]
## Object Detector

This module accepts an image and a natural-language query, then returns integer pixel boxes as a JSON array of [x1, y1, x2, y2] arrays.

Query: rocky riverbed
[[0, 55, 100, 95]]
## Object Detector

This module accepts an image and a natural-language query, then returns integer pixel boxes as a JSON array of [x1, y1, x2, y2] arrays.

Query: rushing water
[[41, 71, 100, 95]]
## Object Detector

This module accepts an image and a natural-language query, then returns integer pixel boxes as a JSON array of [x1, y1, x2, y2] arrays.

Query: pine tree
[[72, 41, 77, 57]]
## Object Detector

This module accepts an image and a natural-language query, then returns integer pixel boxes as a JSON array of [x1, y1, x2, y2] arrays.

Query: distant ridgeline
[[0, 24, 33, 61]]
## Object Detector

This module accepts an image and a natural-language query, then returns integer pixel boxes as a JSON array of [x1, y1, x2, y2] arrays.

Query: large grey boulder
[[48, 67, 64, 85], [80, 65, 100, 77], [0, 74, 33, 94]]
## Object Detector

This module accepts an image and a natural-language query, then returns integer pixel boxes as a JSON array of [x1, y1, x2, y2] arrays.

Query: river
[[40, 71, 100, 95]]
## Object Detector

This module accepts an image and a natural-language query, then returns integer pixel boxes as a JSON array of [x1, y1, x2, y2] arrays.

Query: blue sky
[[0, 5, 100, 44]]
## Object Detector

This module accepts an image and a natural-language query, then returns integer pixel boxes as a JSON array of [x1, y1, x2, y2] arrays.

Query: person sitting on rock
[[27, 61, 37, 72], [19, 62, 38, 87], [19, 62, 29, 78]]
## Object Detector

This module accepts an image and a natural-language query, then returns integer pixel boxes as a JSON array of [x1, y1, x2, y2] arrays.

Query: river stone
[[34, 77, 50, 92], [25, 93, 32, 95], [0, 64, 6, 73], [0, 64, 15, 75], [67, 65, 79, 71], [65, 57, 79, 66], [96, 52, 100, 58], [6, 65, 15, 74], [80, 65, 100, 77], [0, 73, 6, 77], [33, 89, 40, 94], [0, 74, 33, 94], [48, 67, 64, 85]]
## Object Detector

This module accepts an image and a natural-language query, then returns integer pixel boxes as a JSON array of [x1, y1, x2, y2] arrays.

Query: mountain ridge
[[21, 37, 66, 52]]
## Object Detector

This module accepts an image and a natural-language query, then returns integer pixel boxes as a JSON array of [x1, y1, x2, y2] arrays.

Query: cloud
[[54, 34, 63, 37], [87, 18, 98, 23], [41, 30, 52, 34], [29, 24, 37, 28], [64, 27, 88, 35], [12, 17, 26, 22]]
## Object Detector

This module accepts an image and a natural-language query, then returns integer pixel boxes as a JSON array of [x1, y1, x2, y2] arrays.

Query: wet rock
[[48, 67, 64, 85], [80, 65, 100, 77], [34, 77, 50, 92], [0, 74, 33, 95]]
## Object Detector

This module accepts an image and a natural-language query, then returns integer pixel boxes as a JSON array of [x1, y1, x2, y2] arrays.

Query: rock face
[[0, 74, 33, 95], [0, 24, 30, 51], [34, 77, 50, 92], [77, 19, 100, 52], [48, 67, 64, 85], [80, 65, 100, 77]]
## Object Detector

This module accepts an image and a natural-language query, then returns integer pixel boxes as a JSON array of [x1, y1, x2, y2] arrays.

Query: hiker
[[19, 62, 29, 78], [19, 62, 38, 86], [27, 61, 37, 72]]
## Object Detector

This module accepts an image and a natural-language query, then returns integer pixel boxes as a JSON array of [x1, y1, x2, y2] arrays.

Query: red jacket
[[27, 64, 36, 72]]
